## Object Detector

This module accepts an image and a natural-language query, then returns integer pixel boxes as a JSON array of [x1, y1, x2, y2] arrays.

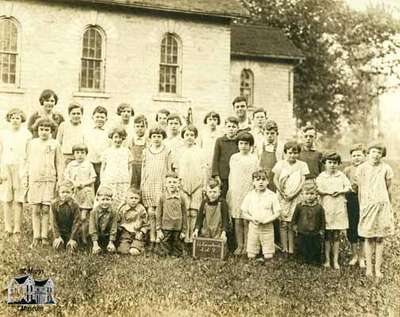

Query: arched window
[[80, 26, 105, 91], [240, 69, 254, 106], [159, 33, 180, 94], [0, 18, 18, 85]]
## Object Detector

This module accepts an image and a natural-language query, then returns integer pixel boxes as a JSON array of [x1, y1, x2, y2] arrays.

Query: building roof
[[58, 0, 248, 18], [231, 24, 304, 61]]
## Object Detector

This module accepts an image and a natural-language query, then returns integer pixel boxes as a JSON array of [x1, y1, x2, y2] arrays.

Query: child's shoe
[[349, 256, 358, 266], [30, 238, 41, 249], [41, 238, 50, 247], [359, 258, 366, 268], [129, 247, 141, 256], [323, 261, 331, 268], [233, 246, 242, 256]]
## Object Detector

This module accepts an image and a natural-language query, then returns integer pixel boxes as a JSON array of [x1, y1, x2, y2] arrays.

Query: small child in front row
[[64, 143, 96, 245], [51, 180, 81, 251], [117, 188, 149, 255], [24, 118, 64, 247], [355, 143, 394, 278], [292, 182, 325, 265], [241, 169, 281, 262], [156, 172, 187, 257], [89, 186, 118, 254], [273, 141, 309, 255], [193, 178, 230, 241], [316, 152, 351, 269], [343, 144, 366, 267]]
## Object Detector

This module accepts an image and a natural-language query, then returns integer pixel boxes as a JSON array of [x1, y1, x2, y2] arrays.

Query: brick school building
[[0, 0, 303, 140]]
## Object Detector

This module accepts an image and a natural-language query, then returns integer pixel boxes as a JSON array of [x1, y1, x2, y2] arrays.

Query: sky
[[346, 0, 400, 13]]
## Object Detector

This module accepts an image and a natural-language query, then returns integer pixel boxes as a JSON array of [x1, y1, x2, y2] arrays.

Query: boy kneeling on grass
[[51, 180, 80, 251], [241, 169, 281, 262], [156, 172, 187, 257], [89, 186, 118, 254]]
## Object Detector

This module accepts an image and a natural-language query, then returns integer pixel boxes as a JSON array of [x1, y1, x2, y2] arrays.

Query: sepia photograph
[[0, 0, 399, 315]]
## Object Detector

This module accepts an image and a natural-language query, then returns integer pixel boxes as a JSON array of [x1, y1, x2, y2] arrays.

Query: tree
[[239, 0, 400, 138]]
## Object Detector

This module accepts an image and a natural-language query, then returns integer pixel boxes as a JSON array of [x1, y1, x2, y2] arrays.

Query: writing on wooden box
[[192, 237, 227, 260]]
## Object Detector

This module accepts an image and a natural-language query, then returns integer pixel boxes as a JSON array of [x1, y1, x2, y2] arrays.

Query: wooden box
[[192, 237, 227, 260]]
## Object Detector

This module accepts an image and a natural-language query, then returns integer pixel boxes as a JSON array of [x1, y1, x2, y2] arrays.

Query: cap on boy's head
[[349, 143, 366, 155], [265, 120, 278, 132], [302, 181, 317, 193], [58, 179, 74, 191], [5, 108, 27, 123], [97, 186, 113, 197], [368, 142, 387, 157], [321, 151, 341, 164], [207, 178, 221, 189], [252, 169, 268, 180]]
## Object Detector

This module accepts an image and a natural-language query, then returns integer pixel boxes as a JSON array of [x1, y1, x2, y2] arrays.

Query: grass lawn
[[0, 164, 399, 316]]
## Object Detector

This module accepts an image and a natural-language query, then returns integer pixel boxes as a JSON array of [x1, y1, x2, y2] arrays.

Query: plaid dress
[[141, 145, 173, 207]]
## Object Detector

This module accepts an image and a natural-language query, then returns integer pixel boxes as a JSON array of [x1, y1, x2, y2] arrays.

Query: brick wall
[[230, 59, 296, 142], [0, 0, 231, 128]]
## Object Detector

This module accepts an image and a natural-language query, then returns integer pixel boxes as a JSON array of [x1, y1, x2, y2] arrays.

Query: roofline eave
[[231, 52, 305, 62], [62, 0, 248, 19]]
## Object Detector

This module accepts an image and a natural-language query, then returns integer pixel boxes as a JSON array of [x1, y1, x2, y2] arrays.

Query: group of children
[[0, 91, 395, 279]]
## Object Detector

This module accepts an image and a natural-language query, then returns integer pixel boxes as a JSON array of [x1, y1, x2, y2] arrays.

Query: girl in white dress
[[227, 132, 259, 255], [316, 152, 351, 269]]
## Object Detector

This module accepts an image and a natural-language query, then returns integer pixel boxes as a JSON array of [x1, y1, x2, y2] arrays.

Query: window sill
[[73, 91, 110, 99], [152, 95, 190, 103], [0, 87, 25, 94]]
